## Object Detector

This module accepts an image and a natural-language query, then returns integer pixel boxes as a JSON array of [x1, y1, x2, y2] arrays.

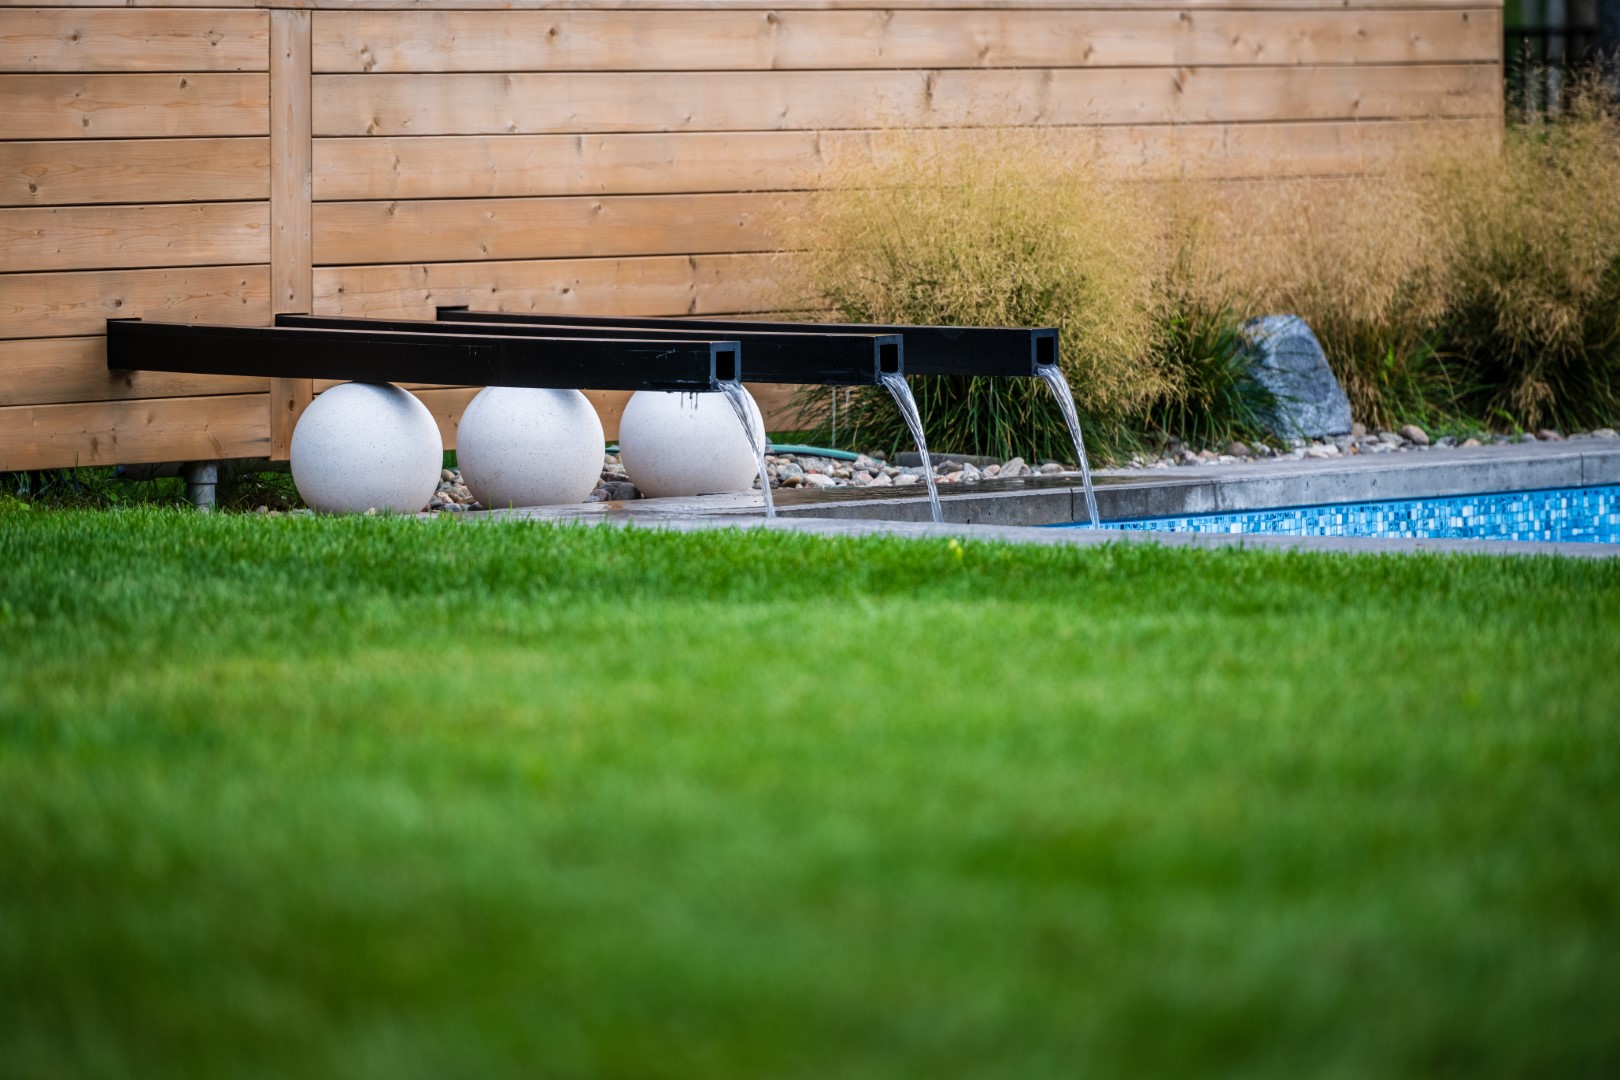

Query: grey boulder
[[1242, 315, 1354, 440]]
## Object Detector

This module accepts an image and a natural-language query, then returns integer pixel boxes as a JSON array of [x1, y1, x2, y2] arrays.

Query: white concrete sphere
[[455, 386, 605, 509], [619, 389, 765, 497], [290, 382, 442, 514]]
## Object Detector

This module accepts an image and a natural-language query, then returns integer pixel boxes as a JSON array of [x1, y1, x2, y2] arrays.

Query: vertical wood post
[[269, 8, 313, 460]]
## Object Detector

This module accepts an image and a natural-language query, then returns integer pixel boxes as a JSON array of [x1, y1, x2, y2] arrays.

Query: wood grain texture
[[0, 391, 268, 471], [1101, 116, 1503, 177], [313, 118, 1497, 201], [270, 8, 314, 459], [0, 3, 1502, 12], [0, 264, 271, 340], [312, 191, 798, 266], [0, 336, 266, 406], [313, 65, 1500, 137], [312, 252, 796, 321], [311, 8, 1499, 73], [0, 138, 269, 207], [0, 9, 269, 73], [0, 73, 268, 138], [312, 131, 830, 200], [0, 202, 269, 273], [410, 385, 477, 449], [270, 10, 312, 313], [742, 383, 801, 434]]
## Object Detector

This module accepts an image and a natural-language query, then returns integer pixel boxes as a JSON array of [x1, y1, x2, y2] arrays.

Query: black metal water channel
[[269, 314, 909, 520], [429, 309, 973, 521], [274, 313, 902, 387], [107, 318, 740, 393], [435, 309, 1097, 526], [435, 307, 1051, 377], [105, 314, 1091, 524]]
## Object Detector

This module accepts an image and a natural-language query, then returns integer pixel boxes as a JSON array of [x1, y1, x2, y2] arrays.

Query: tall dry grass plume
[[1193, 164, 1461, 430], [785, 85, 1620, 455], [1436, 73, 1620, 429], [1205, 74, 1620, 431], [783, 131, 1181, 460]]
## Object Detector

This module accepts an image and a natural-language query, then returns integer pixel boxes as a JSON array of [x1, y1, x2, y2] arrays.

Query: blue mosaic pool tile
[[1097, 485, 1620, 544]]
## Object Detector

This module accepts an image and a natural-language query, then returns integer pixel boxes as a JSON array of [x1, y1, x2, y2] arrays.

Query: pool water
[[1094, 484, 1620, 544]]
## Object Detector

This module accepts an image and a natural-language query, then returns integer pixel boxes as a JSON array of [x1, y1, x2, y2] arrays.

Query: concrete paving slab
[[471, 508, 1617, 560], [474, 440, 1620, 558]]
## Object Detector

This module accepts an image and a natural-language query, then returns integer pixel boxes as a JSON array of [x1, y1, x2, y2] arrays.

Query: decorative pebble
[[1399, 424, 1431, 446], [426, 414, 1585, 512]]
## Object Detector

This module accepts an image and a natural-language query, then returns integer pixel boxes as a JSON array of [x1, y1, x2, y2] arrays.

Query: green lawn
[[2, 507, 1617, 1078]]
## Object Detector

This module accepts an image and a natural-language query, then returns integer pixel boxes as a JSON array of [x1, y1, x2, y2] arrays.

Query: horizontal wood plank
[[313, 252, 797, 321], [313, 131, 824, 201], [1101, 116, 1502, 178], [0, 335, 266, 406], [313, 118, 1495, 201], [0, 3, 1500, 12], [410, 385, 477, 449], [0, 138, 269, 207], [0, 73, 267, 139], [0, 9, 269, 73], [312, 192, 796, 267], [743, 383, 801, 433], [0, 391, 268, 471], [2, 202, 268, 273], [312, 8, 1498, 73], [313, 65, 1500, 136], [1, 264, 271, 339]]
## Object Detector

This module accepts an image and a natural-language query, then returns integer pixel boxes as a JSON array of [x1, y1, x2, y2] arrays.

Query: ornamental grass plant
[[1195, 169, 1461, 432], [1437, 74, 1620, 431], [785, 132, 1190, 463], [788, 77, 1620, 458]]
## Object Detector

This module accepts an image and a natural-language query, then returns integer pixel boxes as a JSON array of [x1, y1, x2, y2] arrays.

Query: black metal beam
[[279, 313, 902, 386], [437, 306, 1055, 378], [107, 319, 738, 392]]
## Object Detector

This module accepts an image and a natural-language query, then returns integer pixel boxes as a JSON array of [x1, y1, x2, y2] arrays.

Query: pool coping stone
[[475, 440, 1620, 559]]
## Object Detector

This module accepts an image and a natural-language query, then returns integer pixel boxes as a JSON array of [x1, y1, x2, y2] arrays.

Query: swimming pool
[[1092, 484, 1620, 544]]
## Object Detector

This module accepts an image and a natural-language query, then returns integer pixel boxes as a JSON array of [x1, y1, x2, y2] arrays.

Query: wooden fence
[[1, 0, 1503, 472]]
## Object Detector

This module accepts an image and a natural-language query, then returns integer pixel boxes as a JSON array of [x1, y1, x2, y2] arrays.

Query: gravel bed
[[413, 424, 1620, 511]]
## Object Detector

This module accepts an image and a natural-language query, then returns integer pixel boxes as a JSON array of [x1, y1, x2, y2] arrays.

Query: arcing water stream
[[724, 369, 1087, 529], [1036, 364, 1101, 528], [880, 372, 944, 524], [718, 383, 775, 520]]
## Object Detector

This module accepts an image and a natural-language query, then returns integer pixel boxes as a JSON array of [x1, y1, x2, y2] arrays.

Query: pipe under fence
[[107, 319, 740, 393], [276, 314, 902, 387]]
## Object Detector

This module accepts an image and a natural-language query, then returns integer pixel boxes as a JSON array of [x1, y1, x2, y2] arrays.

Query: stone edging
[[476, 442, 1620, 558]]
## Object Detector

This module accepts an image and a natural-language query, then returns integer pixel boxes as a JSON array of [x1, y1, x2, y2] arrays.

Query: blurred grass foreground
[[2, 508, 1618, 1077]]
